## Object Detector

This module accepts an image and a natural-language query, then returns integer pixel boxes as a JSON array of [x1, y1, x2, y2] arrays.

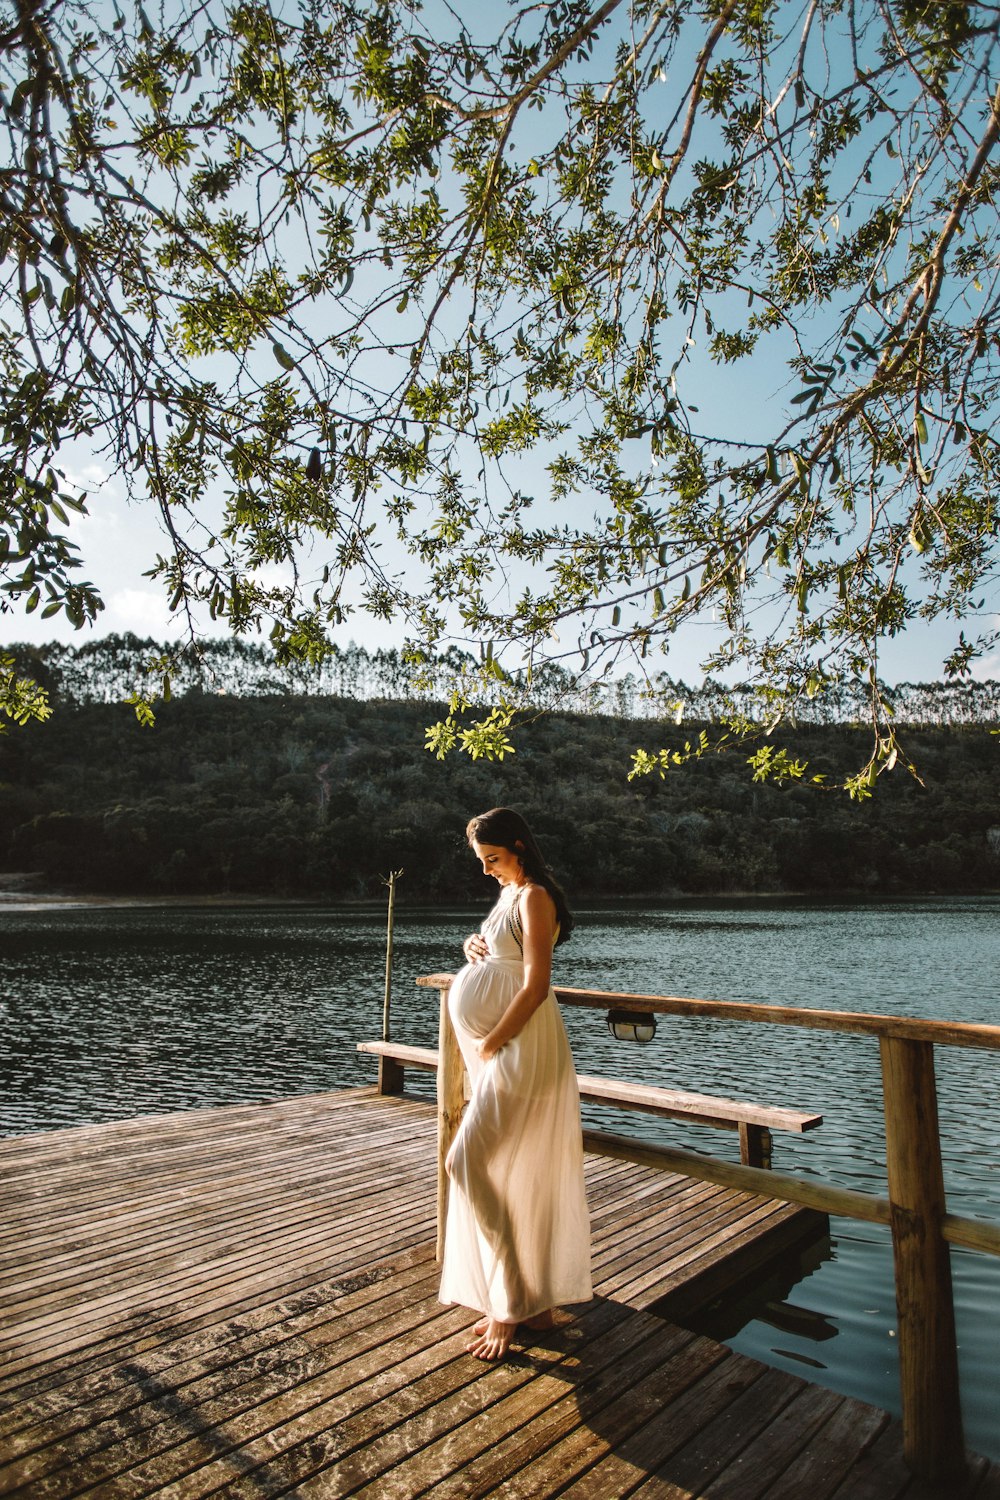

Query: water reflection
[[2, 895, 999, 1458]]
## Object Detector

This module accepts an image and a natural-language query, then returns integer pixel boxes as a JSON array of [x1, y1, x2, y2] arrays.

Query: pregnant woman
[[439, 807, 592, 1361]]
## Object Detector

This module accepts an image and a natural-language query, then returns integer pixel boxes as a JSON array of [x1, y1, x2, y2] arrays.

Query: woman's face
[[472, 840, 524, 887]]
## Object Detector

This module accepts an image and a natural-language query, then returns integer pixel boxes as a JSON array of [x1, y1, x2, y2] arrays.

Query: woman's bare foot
[[521, 1308, 558, 1331], [472, 1315, 489, 1336], [467, 1317, 516, 1361]]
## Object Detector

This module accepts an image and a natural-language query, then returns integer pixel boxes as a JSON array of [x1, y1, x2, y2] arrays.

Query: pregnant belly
[[449, 957, 520, 1038]]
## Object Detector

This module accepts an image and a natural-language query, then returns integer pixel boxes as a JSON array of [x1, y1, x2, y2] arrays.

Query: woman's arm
[[478, 884, 556, 1060]]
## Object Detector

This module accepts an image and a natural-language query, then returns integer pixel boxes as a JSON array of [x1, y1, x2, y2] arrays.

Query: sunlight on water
[[2, 895, 999, 1457]]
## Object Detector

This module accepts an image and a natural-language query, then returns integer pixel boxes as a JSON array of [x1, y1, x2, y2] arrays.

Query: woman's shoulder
[[518, 881, 557, 923]]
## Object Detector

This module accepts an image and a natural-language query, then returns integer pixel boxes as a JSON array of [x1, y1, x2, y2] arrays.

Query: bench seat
[[356, 1039, 822, 1168]]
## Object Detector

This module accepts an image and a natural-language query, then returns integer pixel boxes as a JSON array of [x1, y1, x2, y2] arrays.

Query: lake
[[3, 895, 999, 1460]]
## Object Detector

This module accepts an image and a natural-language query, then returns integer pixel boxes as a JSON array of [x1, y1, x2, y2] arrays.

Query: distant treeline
[[11, 634, 1000, 725], [1, 681, 997, 899]]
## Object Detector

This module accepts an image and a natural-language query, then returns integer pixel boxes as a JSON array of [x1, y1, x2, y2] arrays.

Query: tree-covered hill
[[2, 687, 997, 900], [12, 634, 1000, 727]]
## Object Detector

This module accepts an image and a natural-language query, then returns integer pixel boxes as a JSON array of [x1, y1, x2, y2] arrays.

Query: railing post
[[436, 982, 464, 1262], [739, 1123, 772, 1169], [880, 1036, 965, 1482]]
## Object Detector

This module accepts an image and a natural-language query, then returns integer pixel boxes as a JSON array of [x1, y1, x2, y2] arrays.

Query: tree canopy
[[2, 0, 999, 791]]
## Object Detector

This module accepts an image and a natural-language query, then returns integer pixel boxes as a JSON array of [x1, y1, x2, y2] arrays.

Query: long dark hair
[[465, 806, 574, 946]]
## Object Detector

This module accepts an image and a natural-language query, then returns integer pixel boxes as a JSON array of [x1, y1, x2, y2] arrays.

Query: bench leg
[[378, 1055, 405, 1095], [740, 1123, 773, 1169]]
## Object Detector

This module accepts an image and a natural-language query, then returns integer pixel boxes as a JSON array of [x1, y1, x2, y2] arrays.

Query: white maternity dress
[[439, 885, 592, 1324]]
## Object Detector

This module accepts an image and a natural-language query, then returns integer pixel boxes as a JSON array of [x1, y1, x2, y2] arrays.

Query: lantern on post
[[606, 1007, 658, 1044]]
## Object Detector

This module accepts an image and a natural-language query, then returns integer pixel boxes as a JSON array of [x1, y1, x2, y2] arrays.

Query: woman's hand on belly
[[462, 932, 489, 964]]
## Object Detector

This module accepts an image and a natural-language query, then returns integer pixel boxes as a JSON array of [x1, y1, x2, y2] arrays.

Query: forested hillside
[[2, 680, 997, 899]]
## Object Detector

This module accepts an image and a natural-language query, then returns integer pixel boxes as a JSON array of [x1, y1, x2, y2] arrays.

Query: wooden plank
[[263, 1299, 646, 1499], [591, 1191, 774, 1295], [591, 1187, 736, 1272], [0, 1106, 433, 1220], [942, 1214, 1000, 1258], [591, 1180, 781, 1275], [331, 1313, 686, 1500], [0, 1131, 435, 1255], [357, 1041, 437, 1070], [415, 975, 1000, 1051], [2, 1292, 468, 1497], [420, 1317, 700, 1499], [0, 1137, 434, 1262], [0, 1178, 429, 1304], [0, 1206, 437, 1388], [701, 1383, 848, 1500], [589, 1178, 734, 1264], [757, 1398, 890, 1500], [0, 1252, 437, 1448], [578, 1074, 820, 1133], [0, 1098, 821, 1398], [0, 1200, 435, 1347], [357, 1040, 822, 1132], [599, 1202, 801, 1308], [489, 1344, 763, 1498], [0, 1090, 382, 1171], [825, 1420, 985, 1500], [0, 1098, 429, 1199], [2, 1140, 434, 1284], [0, 1250, 435, 1429], [587, 1162, 699, 1217], [582, 1364, 802, 1498], [96, 1294, 629, 1498], [0, 1295, 464, 1497], [0, 1266, 447, 1487], [0, 1196, 435, 1350], [582, 1125, 891, 1224], [654, 1202, 826, 1319]]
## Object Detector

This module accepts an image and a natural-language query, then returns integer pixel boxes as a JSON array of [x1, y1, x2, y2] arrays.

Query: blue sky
[[3, 439, 995, 686]]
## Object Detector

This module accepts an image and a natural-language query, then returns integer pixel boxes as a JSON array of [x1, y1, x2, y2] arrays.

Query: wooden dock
[[1, 1089, 998, 1497]]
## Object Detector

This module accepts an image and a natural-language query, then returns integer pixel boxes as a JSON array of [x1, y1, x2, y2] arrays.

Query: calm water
[[2, 896, 999, 1458]]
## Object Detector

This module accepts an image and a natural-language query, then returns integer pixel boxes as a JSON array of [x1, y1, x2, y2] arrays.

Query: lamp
[[606, 1008, 657, 1044]]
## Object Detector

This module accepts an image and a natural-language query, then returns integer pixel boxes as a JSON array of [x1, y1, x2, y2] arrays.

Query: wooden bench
[[356, 1039, 822, 1168]]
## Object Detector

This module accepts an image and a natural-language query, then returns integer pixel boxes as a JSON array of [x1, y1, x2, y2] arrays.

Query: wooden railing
[[414, 972, 1000, 1485]]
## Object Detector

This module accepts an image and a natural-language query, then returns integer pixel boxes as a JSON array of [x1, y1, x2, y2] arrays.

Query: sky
[[3, 446, 996, 686]]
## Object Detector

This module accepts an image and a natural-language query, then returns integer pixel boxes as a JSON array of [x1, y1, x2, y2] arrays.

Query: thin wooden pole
[[435, 984, 465, 1263], [381, 869, 402, 1043], [880, 1036, 965, 1482]]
